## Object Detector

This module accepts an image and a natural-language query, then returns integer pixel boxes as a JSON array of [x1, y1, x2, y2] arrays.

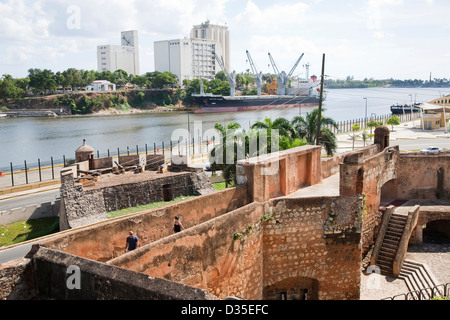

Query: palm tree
[[209, 122, 242, 183], [279, 136, 308, 150], [251, 117, 296, 138], [292, 108, 338, 156], [251, 117, 298, 154]]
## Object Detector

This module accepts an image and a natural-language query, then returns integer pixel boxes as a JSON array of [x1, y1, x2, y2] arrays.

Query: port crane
[[246, 50, 263, 96], [268, 52, 304, 95], [212, 51, 236, 97]]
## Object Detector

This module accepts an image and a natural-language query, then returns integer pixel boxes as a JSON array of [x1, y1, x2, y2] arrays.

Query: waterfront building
[[420, 101, 450, 130], [85, 80, 116, 92], [191, 21, 230, 73], [154, 21, 229, 84], [97, 30, 140, 76]]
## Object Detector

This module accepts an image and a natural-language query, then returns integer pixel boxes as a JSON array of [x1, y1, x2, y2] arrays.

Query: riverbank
[[0, 104, 187, 118], [1, 89, 187, 117], [0, 107, 184, 118]]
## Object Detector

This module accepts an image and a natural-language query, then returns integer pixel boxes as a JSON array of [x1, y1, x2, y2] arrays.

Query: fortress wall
[[321, 144, 379, 180], [108, 195, 364, 300], [397, 152, 450, 200], [27, 245, 218, 300], [339, 146, 400, 255], [107, 202, 265, 300], [237, 145, 322, 202], [99, 173, 195, 212], [361, 146, 399, 255], [263, 196, 362, 300], [43, 185, 249, 263]]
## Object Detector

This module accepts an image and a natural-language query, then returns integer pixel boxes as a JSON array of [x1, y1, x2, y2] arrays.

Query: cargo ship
[[191, 77, 325, 114], [390, 103, 421, 114]]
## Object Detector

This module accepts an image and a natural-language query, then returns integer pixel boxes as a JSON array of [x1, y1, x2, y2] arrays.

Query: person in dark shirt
[[173, 216, 184, 233], [125, 231, 139, 252]]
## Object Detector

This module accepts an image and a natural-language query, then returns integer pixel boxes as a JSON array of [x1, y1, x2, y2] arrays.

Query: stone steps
[[376, 213, 407, 276], [398, 260, 443, 300]]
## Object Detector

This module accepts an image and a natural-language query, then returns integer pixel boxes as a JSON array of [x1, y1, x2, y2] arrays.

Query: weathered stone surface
[[59, 168, 216, 231], [28, 245, 218, 300], [0, 258, 34, 300]]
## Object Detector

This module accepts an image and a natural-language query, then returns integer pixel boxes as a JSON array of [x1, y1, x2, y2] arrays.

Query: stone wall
[[90, 154, 164, 171], [59, 170, 107, 230], [237, 145, 322, 202], [397, 152, 450, 200], [107, 194, 363, 300], [59, 168, 215, 231], [339, 145, 400, 256], [28, 245, 218, 300], [107, 202, 265, 300], [44, 186, 249, 263], [263, 196, 362, 300], [0, 258, 34, 300], [100, 173, 195, 212]]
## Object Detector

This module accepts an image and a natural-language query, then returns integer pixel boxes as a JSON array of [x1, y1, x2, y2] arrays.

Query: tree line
[[325, 76, 450, 89], [0, 68, 181, 103]]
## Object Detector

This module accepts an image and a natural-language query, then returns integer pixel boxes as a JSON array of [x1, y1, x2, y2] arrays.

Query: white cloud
[[0, 0, 52, 43], [366, 0, 403, 32], [235, 0, 309, 32], [1, 0, 450, 79]]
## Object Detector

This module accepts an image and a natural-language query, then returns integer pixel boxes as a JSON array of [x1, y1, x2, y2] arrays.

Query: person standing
[[173, 216, 184, 233], [125, 231, 139, 252]]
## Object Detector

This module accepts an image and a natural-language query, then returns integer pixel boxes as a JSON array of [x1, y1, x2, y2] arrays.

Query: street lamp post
[[363, 98, 368, 129], [409, 94, 415, 128], [402, 101, 406, 125]]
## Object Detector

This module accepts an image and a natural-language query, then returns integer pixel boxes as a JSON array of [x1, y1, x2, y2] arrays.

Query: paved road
[[390, 138, 450, 151], [0, 242, 34, 264], [0, 188, 59, 212]]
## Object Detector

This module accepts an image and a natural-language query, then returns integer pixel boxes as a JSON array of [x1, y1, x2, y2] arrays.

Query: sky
[[1, 0, 449, 81]]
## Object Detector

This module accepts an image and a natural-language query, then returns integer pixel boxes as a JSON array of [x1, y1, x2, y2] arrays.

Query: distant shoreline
[[0, 106, 187, 118]]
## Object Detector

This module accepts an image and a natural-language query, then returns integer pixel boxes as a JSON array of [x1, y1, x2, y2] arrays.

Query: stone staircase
[[398, 260, 443, 300], [376, 213, 408, 275]]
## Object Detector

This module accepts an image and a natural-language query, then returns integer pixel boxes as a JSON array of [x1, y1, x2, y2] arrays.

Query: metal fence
[[382, 282, 449, 300], [0, 137, 218, 188], [325, 112, 421, 134]]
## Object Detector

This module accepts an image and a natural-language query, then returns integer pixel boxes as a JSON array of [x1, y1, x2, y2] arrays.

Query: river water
[[0, 87, 448, 171]]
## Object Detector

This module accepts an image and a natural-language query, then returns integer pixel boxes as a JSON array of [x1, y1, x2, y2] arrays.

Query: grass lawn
[[107, 195, 197, 219], [213, 182, 227, 191], [0, 217, 59, 247]]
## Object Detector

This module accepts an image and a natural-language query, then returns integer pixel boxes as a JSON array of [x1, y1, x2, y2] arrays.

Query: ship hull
[[192, 95, 321, 114], [390, 104, 421, 114]]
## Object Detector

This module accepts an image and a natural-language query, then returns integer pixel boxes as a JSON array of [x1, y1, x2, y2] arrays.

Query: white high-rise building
[[97, 30, 140, 75], [191, 21, 230, 73], [154, 38, 221, 83], [154, 21, 230, 84]]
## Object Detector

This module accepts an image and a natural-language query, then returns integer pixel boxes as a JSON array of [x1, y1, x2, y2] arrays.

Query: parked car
[[420, 147, 443, 153]]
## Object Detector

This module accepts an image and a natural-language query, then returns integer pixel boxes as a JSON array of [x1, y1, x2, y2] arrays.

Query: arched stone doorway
[[380, 178, 398, 201], [411, 216, 450, 245], [423, 219, 450, 243], [263, 277, 319, 300]]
